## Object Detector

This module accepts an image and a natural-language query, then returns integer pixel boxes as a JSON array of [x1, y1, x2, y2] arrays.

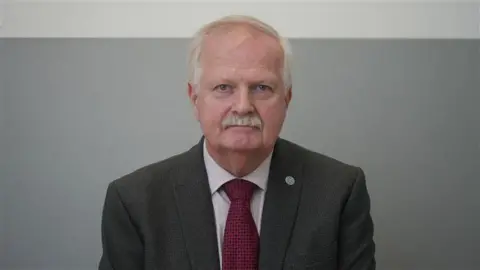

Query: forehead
[[199, 24, 284, 78]]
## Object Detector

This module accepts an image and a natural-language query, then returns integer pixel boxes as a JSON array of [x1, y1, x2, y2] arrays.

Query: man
[[98, 15, 376, 270]]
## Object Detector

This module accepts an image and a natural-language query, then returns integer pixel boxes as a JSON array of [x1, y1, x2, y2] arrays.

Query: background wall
[[2, 37, 479, 270], [0, 38, 6, 264], [1, 1, 479, 270]]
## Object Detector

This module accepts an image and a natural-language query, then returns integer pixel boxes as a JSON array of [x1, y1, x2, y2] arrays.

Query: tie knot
[[224, 179, 256, 202]]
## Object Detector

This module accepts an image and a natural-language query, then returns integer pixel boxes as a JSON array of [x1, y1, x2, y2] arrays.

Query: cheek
[[197, 99, 229, 126], [259, 104, 287, 130]]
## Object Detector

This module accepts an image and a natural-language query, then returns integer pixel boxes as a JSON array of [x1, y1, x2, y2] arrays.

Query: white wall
[[0, 0, 479, 38]]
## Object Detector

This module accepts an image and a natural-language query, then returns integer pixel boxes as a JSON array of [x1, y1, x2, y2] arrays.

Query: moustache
[[222, 114, 262, 129]]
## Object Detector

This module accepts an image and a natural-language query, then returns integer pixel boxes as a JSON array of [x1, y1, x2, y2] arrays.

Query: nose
[[232, 86, 254, 115]]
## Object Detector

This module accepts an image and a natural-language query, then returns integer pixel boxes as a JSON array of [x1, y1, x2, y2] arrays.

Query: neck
[[205, 142, 273, 178]]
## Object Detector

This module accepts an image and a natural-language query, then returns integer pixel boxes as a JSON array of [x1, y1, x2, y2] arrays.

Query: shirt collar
[[203, 140, 272, 195]]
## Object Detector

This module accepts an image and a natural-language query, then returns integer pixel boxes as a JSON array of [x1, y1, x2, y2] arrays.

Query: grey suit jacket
[[98, 137, 376, 270]]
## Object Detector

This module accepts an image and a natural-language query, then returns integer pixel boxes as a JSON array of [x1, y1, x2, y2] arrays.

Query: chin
[[221, 136, 263, 152]]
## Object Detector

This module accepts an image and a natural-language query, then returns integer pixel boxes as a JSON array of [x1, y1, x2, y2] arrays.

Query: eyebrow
[[203, 70, 282, 87], [207, 79, 279, 88], [252, 73, 282, 85]]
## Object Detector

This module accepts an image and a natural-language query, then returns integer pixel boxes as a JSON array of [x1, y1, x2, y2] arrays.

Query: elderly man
[[99, 15, 376, 270]]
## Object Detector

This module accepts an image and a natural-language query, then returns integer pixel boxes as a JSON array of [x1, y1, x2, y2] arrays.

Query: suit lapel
[[259, 138, 305, 270], [170, 137, 303, 270], [173, 138, 220, 270]]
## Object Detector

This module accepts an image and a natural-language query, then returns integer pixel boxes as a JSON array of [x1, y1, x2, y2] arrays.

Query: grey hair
[[187, 15, 293, 91]]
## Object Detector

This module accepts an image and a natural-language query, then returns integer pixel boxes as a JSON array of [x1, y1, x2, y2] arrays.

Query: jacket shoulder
[[278, 138, 362, 179], [278, 138, 367, 205], [280, 139, 358, 169], [107, 146, 195, 194]]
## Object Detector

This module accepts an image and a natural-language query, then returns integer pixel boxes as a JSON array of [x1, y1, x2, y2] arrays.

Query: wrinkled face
[[188, 25, 292, 153]]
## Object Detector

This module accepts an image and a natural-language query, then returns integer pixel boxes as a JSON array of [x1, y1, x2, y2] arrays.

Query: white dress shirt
[[203, 141, 272, 264]]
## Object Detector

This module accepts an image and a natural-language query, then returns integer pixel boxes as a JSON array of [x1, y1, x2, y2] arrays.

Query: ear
[[187, 83, 197, 104], [188, 83, 200, 120], [284, 87, 292, 108]]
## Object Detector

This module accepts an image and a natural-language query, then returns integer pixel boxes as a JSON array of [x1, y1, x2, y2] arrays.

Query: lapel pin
[[285, 176, 295, 186]]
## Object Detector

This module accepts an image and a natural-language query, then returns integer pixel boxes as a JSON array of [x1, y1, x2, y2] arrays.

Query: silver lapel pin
[[285, 176, 295, 186]]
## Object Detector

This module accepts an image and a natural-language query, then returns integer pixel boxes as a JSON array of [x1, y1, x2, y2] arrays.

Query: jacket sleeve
[[98, 181, 144, 270], [338, 167, 376, 270]]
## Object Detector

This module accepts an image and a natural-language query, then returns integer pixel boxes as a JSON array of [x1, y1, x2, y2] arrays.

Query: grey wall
[[1, 38, 479, 270], [0, 39, 6, 265]]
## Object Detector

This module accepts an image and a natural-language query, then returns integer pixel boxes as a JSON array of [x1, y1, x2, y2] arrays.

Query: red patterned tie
[[222, 179, 259, 270]]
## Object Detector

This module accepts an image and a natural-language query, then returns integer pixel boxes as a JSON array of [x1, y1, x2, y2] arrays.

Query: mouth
[[225, 125, 261, 130]]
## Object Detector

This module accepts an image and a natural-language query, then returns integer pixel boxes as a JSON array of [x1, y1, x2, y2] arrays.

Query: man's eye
[[215, 84, 231, 91], [255, 85, 271, 91]]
